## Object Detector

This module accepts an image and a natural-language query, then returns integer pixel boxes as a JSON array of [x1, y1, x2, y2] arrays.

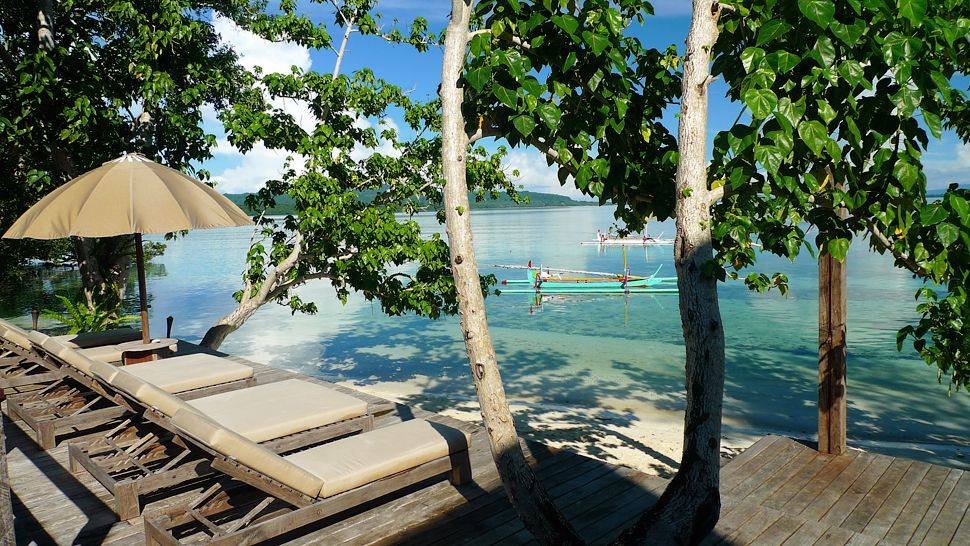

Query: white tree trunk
[[439, 2, 582, 544], [618, 1, 727, 543]]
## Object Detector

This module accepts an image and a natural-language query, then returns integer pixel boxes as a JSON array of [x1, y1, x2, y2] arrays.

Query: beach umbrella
[[3, 152, 252, 343]]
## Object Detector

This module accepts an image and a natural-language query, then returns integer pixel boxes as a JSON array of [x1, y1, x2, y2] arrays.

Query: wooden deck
[[6, 352, 968, 545]]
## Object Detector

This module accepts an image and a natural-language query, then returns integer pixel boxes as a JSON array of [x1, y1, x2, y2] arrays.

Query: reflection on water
[[2, 206, 967, 465]]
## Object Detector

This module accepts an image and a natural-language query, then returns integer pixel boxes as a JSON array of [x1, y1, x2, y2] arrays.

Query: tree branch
[[866, 222, 926, 276]]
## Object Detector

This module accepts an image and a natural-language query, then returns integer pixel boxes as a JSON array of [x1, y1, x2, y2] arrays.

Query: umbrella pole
[[135, 233, 150, 343]]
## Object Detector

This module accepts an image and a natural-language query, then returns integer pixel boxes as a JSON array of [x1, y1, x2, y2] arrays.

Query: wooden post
[[0, 411, 15, 544], [818, 198, 848, 455], [135, 233, 150, 343]]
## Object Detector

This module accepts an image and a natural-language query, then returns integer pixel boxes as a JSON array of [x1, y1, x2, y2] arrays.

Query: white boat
[[581, 230, 673, 246]]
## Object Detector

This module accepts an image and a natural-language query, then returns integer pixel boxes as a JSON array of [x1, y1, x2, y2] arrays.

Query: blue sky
[[204, 1, 968, 197]]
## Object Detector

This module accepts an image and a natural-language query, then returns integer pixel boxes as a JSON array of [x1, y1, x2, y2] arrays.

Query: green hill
[[223, 190, 595, 215]]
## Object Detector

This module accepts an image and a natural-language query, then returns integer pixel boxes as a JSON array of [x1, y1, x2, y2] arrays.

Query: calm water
[[3, 206, 967, 463]]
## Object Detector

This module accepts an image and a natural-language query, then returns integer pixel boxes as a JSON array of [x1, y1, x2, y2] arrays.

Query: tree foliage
[[0, 0, 251, 300], [463, 0, 969, 392], [200, 0, 519, 348], [710, 0, 970, 391]]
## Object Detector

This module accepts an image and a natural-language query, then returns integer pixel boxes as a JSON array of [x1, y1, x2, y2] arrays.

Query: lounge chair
[[6, 333, 255, 449], [69, 377, 381, 520], [145, 411, 471, 545], [0, 318, 140, 396]]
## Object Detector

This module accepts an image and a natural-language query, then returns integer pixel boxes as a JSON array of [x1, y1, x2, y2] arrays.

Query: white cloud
[[503, 149, 590, 199], [924, 141, 970, 189], [350, 116, 402, 161], [207, 15, 316, 193], [212, 15, 311, 74], [211, 142, 305, 194]]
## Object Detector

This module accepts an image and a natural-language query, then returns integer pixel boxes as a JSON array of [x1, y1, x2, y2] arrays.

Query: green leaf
[[766, 51, 801, 73], [797, 120, 828, 155], [827, 238, 849, 260], [798, 0, 835, 28], [893, 160, 918, 191], [755, 144, 784, 175], [741, 47, 765, 73], [743, 88, 777, 119], [830, 20, 865, 45], [562, 52, 577, 72], [776, 97, 803, 130], [551, 15, 579, 36], [920, 203, 947, 226], [814, 36, 836, 67], [537, 103, 561, 131], [936, 223, 959, 248], [493, 84, 517, 109], [922, 110, 942, 139], [839, 60, 868, 89], [948, 194, 969, 224], [816, 99, 837, 125], [897, 0, 926, 25], [582, 30, 610, 56], [465, 66, 490, 92], [756, 21, 792, 46], [512, 115, 536, 137]]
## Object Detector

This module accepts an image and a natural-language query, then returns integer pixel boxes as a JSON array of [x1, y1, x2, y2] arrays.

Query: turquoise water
[[2, 206, 967, 465]]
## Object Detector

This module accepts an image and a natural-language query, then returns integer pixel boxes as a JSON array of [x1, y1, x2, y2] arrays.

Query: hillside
[[223, 190, 595, 215]]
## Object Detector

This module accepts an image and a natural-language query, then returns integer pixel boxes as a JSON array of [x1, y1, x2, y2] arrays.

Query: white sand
[[339, 375, 759, 478], [339, 375, 969, 477]]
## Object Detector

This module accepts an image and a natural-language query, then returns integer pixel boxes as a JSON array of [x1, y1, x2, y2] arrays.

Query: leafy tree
[[199, 0, 519, 349], [0, 0, 256, 307], [442, 0, 968, 542]]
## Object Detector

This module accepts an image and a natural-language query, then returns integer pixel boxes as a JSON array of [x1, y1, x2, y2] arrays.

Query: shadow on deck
[[6, 351, 968, 545]]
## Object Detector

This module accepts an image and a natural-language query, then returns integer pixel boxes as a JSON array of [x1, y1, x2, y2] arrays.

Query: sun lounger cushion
[[171, 408, 324, 497], [89, 360, 122, 383], [285, 419, 471, 498], [106, 367, 194, 417], [121, 354, 253, 393], [186, 379, 368, 443], [53, 328, 141, 349], [0, 320, 31, 350], [36, 336, 100, 375], [77, 344, 124, 362]]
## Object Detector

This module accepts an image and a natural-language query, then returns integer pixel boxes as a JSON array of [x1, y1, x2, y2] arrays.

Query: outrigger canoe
[[498, 266, 678, 295]]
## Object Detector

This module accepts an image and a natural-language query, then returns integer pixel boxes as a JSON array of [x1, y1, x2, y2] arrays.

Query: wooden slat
[[883, 464, 952, 544], [818, 454, 895, 528], [754, 514, 808, 546], [908, 468, 964, 545], [800, 452, 877, 522], [920, 471, 970, 545], [862, 461, 931, 538], [841, 458, 914, 532]]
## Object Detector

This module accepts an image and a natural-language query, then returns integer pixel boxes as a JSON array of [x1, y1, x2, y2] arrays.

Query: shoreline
[[336, 375, 969, 477]]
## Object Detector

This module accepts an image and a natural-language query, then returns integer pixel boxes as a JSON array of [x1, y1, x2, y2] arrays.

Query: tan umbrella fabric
[[3, 153, 251, 239], [3, 152, 252, 343]]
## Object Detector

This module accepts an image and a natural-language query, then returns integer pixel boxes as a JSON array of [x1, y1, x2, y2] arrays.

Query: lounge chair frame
[[144, 428, 472, 545], [0, 339, 65, 398], [69, 402, 378, 520], [6, 349, 256, 450]]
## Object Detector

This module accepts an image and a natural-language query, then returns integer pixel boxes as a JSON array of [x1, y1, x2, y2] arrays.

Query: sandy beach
[[338, 375, 968, 478]]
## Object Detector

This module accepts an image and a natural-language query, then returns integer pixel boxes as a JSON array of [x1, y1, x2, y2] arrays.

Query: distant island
[[927, 184, 968, 198], [223, 190, 596, 215]]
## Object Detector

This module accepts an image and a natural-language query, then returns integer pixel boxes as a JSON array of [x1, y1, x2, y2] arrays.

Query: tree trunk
[[439, 2, 582, 544], [200, 300, 261, 350], [618, 1, 727, 544]]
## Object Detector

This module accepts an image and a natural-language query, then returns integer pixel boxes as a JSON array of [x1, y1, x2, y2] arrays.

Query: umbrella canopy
[[3, 152, 252, 342], [3, 153, 251, 238]]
